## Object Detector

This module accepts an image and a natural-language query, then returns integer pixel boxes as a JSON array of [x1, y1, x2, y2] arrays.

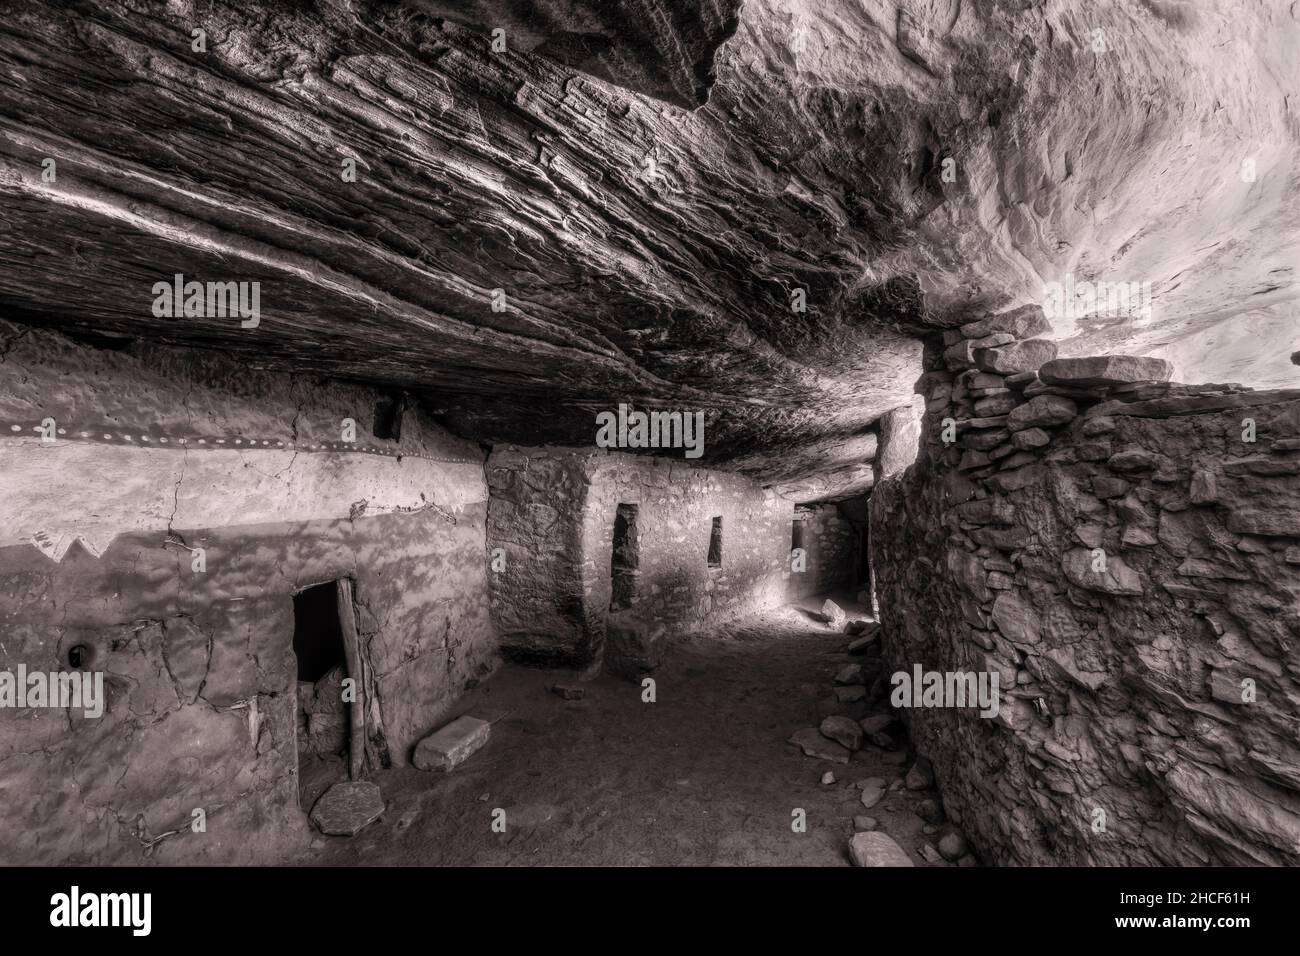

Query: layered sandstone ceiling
[[0, 0, 1295, 500]]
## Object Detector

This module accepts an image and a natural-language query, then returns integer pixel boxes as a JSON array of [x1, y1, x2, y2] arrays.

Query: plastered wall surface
[[0, 322, 497, 863], [487, 446, 793, 669]]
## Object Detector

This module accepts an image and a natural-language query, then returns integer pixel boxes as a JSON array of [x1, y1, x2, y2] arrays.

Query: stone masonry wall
[[487, 446, 792, 672], [870, 306, 1300, 866], [788, 502, 860, 600], [0, 321, 496, 864], [485, 447, 592, 666]]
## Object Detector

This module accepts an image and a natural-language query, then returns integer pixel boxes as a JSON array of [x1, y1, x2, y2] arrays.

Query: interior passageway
[[302, 596, 956, 867]]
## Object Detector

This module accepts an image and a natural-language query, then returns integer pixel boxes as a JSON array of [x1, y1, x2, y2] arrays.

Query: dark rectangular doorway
[[293, 579, 363, 810]]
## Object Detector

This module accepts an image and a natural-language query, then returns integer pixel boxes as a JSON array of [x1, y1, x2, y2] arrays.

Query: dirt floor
[[300, 594, 964, 866]]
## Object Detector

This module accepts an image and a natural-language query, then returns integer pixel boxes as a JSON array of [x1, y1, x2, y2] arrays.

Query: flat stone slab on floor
[[849, 831, 914, 867], [310, 781, 385, 836], [834, 663, 864, 685], [550, 683, 585, 700], [820, 715, 863, 751], [788, 727, 851, 764], [858, 781, 886, 809], [820, 599, 847, 630], [414, 714, 491, 771]]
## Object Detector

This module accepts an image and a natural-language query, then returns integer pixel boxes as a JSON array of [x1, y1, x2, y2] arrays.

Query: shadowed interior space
[[0, 0, 1297, 870]]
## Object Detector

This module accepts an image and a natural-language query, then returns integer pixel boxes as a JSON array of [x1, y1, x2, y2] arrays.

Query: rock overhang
[[0, 0, 1293, 502]]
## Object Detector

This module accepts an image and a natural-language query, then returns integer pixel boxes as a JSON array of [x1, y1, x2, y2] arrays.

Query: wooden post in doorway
[[866, 517, 880, 620], [335, 579, 365, 781]]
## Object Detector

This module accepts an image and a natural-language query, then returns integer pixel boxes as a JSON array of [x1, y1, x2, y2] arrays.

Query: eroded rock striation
[[0, 1, 1294, 499]]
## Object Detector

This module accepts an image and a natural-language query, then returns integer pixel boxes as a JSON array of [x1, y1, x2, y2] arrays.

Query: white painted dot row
[[5, 422, 475, 464]]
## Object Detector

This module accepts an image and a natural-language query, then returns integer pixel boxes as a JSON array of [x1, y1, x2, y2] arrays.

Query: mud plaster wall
[[870, 322, 1300, 866], [487, 446, 792, 667], [0, 322, 496, 864], [788, 502, 860, 600]]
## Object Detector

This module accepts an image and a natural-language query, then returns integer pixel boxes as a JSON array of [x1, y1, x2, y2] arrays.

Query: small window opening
[[611, 503, 640, 610], [707, 516, 723, 568], [373, 392, 407, 441]]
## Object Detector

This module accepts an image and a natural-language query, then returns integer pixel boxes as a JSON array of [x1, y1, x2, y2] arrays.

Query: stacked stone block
[[871, 304, 1300, 866]]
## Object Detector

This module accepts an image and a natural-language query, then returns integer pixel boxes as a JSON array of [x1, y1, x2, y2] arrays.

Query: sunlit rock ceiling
[[0, 0, 1294, 501]]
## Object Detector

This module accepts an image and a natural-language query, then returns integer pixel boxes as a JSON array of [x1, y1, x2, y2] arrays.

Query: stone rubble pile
[[787, 619, 980, 866]]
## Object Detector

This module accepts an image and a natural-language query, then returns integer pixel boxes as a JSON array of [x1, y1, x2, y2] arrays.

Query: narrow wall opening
[[611, 503, 640, 610], [707, 515, 723, 568], [293, 579, 364, 810], [372, 392, 407, 440], [860, 504, 879, 619], [856, 525, 870, 585]]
